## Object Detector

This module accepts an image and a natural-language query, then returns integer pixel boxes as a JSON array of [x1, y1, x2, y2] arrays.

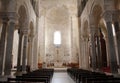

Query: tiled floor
[[51, 72, 75, 83]]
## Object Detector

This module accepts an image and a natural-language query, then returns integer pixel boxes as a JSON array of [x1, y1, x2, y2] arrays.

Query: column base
[[0, 75, 13, 81], [14, 71, 22, 76], [0, 76, 8, 82], [22, 71, 27, 74]]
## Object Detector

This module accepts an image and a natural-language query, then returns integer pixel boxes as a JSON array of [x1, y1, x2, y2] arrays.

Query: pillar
[[16, 29, 23, 75], [4, 16, 16, 75], [116, 30, 120, 65], [0, 17, 8, 75], [103, 11, 118, 73], [79, 37, 83, 68], [28, 36, 34, 70], [22, 29, 28, 73], [90, 27, 97, 70], [83, 38, 86, 68], [113, 10, 120, 66], [80, 38, 84, 68], [96, 32, 102, 69], [85, 37, 90, 69]]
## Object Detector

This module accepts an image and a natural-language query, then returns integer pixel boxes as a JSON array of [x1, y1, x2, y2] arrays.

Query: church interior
[[0, 0, 120, 83]]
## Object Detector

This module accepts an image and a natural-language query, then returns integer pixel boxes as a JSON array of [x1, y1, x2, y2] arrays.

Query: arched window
[[54, 31, 61, 46]]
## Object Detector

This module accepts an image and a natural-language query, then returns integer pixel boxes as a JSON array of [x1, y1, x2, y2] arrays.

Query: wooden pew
[[8, 77, 48, 83], [8, 69, 54, 83], [86, 77, 120, 83], [67, 68, 120, 83]]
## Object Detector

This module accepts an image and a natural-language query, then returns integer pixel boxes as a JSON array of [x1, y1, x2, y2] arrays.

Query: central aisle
[[51, 72, 75, 83]]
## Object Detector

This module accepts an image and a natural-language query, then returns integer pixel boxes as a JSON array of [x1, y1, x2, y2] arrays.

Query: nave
[[51, 72, 75, 83], [1, 0, 120, 82]]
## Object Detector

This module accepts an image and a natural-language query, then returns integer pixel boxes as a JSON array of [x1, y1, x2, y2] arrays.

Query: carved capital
[[0, 12, 18, 24], [0, 12, 8, 23], [103, 11, 112, 22], [8, 12, 18, 24], [112, 10, 120, 22], [21, 28, 29, 35], [2, 17, 9, 24], [90, 26, 97, 32]]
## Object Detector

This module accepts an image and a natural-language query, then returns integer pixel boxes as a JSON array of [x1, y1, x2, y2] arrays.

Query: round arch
[[91, 4, 103, 27], [89, 4, 109, 70]]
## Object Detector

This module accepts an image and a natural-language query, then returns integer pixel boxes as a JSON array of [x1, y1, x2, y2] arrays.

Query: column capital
[[90, 27, 98, 34], [8, 12, 18, 24], [0, 12, 18, 25], [112, 10, 120, 22], [0, 13, 8, 23], [22, 28, 29, 35], [103, 11, 113, 22], [1, 17, 9, 24]]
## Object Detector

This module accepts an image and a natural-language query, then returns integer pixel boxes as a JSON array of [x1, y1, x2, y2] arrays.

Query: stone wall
[[38, 0, 79, 68]]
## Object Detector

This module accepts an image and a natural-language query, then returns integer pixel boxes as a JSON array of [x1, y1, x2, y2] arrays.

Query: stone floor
[[51, 72, 75, 83]]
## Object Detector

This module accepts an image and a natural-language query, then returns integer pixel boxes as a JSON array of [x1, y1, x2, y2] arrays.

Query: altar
[[54, 61, 63, 67]]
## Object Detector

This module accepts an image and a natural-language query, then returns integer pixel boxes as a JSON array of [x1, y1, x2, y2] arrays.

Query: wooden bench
[[8, 69, 54, 83], [8, 77, 48, 83], [86, 77, 120, 83], [67, 68, 120, 83]]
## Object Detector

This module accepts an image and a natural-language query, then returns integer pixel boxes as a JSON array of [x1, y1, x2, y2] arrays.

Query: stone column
[[104, 36, 110, 67], [28, 36, 34, 70], [85, 38, 89, 69], [22, 29, 28, 73], [96, 32, 102, 69], [16, 29, 23, 75], [83, 37, 88, 69], [103, 11, 118, 73], [81, 39, 84, 68], [90, 27, 97, 70], [27, 38, 31, 66], [79, 37, 83, 68], [4, 16, 16, 75], [83, 37, 86, 69], [113, 11, 120, 65], [0, 18, 8, 75], [116, 30, 120, 65], [33, 36, 38, 70]]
